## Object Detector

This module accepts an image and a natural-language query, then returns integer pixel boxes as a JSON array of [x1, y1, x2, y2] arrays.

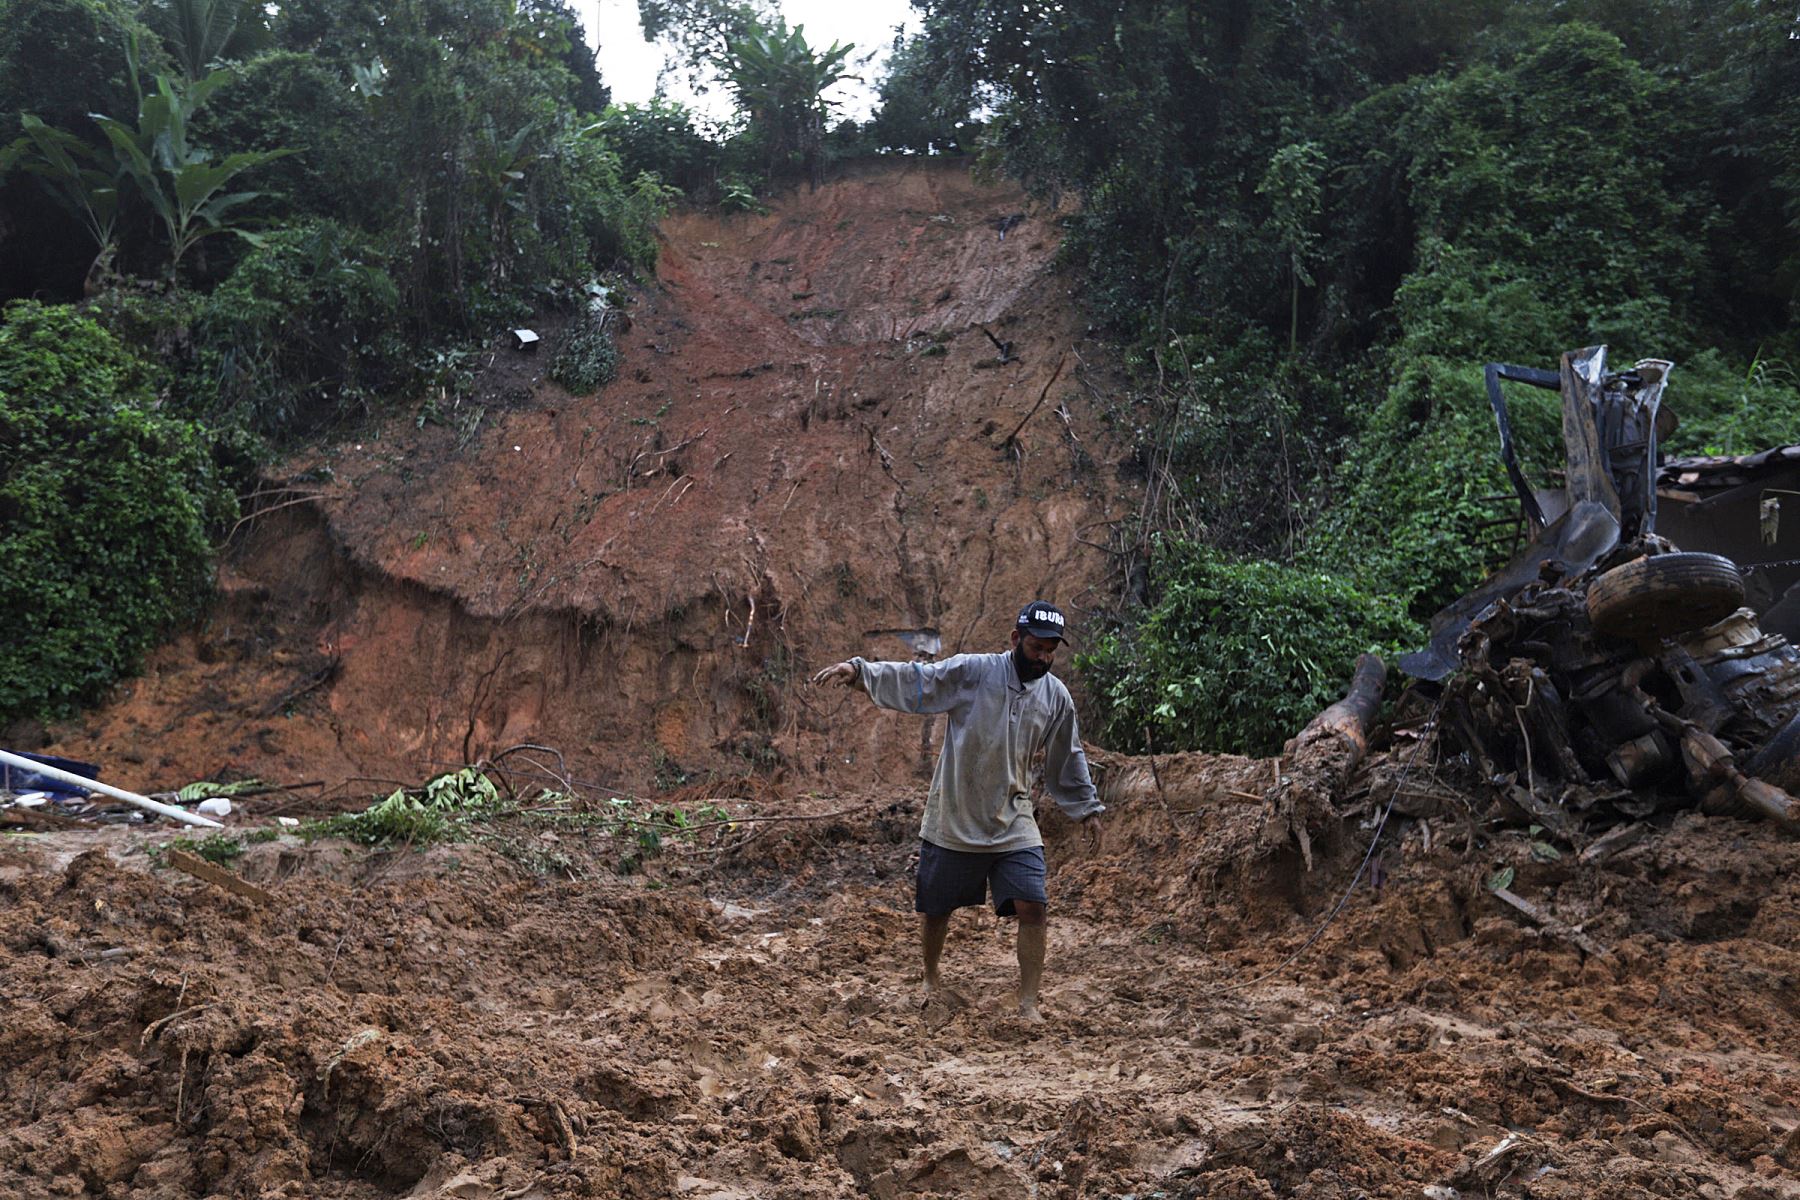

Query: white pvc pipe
[[0, 749, 222, 829]]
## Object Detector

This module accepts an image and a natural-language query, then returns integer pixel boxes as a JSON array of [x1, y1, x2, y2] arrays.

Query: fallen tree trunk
[[1265, 654, 1389, 868], [1086, 655, 1389, 869], [1286, 653, 1387, 779]]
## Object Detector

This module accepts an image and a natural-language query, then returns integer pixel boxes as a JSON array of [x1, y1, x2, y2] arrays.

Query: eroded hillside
[[48, 161, 1139, 793]]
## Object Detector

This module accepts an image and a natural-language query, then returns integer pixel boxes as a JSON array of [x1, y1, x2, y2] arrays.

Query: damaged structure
[[1398, 346, 1800, 834]]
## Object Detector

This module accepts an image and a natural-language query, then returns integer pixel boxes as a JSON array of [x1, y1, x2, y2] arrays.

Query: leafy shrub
[[595, 98, 722, 194], [1306, 355, 1565, 617], [1659, 350, 1800, 458], [304, 767, 502, 847], [550, 313, 619, 394], [1078, 541, 1422, 757], [717, 173, 767, 214], [194, 218, 405, 436], [0, 301, 229, 721], [156, 832, 246, 866], [307, 789, 453, 847], [559, 140, 680, 278]]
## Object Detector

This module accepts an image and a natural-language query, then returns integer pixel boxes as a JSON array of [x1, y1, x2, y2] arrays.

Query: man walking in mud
[[810, 602, 1105, 1022]]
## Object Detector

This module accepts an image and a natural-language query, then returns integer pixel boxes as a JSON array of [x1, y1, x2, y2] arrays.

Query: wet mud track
[[2, 792, 1798, 1199]]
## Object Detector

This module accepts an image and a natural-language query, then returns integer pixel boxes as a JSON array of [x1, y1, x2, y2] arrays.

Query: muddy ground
[[5, 161, 1798, 1198], [2, 769, 1798, 1199]]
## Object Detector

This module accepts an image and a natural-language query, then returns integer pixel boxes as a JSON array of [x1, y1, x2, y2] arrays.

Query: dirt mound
[[46, 160, 1139, 797], [3, 778, 1798, 1198]]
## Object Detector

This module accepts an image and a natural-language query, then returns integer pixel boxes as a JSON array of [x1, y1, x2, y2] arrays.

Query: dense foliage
[[5, 0, 1796, 750], [888, 0, 1800, 750], [0, 302, 229, 718], [0, 0, 670, 723], [1077, 542, 1422, 757], [867, 30, 978, 154]]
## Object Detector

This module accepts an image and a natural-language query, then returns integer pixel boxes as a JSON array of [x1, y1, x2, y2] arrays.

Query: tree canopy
[[0, 0, 666, 723], [3, 0, 1797, 750], [882, 0, 1800, 752]]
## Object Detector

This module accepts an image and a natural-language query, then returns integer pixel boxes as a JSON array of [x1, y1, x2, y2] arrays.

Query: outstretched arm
[[810, 655, 977, 716], [1044, 703, 1106, 854]]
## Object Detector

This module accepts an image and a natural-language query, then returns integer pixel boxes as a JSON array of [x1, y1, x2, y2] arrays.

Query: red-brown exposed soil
[[5, 162, 1798, 1199], [3, 776, 1798, 1199], [44, 159, 1135, 797]]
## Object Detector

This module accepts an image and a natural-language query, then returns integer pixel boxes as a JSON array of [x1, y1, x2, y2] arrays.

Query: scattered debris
[[1269, 653, 1387, 868], [0, 748, 221, 829], [996, 354, 1067, 453], [1488, 885, 1607, 956], [162, 848, 276, 905], [978, 324, 1018, 364], [1395, 347, 1800, 838]]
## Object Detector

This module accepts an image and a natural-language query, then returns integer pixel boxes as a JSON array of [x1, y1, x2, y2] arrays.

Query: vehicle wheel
[[1586, 552, 1745, 639]]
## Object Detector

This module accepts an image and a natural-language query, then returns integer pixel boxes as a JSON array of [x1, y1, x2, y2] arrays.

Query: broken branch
[[997, 353, 1067, 449], [1490, 886, 1606, 955]]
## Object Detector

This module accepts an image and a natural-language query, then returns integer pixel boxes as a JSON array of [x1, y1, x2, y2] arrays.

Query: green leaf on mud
[[1486, 866, 1515, 892]]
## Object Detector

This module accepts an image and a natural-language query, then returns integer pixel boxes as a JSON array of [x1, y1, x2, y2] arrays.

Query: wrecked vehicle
[[1399, 346, 1800, 832]]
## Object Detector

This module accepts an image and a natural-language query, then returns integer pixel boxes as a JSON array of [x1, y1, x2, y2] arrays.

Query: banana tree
[[149, 0, 246, 80], [468, 117, 541, 287], [723, 16, 854, 183], [0, 116, 123, 289], [91, 61, 293, 280]]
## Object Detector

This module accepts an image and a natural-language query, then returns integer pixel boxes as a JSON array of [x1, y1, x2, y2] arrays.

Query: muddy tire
[[1586, 552, 1745, 639]]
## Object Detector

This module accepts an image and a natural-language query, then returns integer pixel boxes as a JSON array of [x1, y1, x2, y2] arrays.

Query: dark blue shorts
[[915, 840, 1048, 917]]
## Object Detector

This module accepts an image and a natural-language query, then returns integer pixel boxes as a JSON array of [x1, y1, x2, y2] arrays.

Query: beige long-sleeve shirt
[[850, 651, 1103, 852]]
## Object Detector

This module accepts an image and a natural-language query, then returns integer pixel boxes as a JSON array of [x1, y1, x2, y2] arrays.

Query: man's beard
[[1013, 645, 1052, 683]]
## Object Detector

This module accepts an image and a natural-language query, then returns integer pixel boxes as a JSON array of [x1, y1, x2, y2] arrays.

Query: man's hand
[[1082, 814, 1105, 855], [810, 661, 858, 688]]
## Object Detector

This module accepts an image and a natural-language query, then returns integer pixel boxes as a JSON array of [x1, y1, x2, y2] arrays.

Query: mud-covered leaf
[[176, 778, 266, 803], [1529, 840, 1561, 863]]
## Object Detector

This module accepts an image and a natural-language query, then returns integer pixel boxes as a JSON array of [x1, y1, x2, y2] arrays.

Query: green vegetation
[[885, 0, 1800, 751], [0, 301, 228, 719], [304, 767, 504, 846], [148, 825, 277, 870], [1077, 543, 1421, 757], [598, 97, 725, 194], [550, 311, 622, 394], [867, 29, 976, 154], [296, 765, 736, 876]]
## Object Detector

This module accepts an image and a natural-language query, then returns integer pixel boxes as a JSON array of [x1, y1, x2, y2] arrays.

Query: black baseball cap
[[1016, 601, 1069, 641]]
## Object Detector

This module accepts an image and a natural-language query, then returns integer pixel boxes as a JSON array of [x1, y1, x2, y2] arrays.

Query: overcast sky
[[573, 0, 918, 121]]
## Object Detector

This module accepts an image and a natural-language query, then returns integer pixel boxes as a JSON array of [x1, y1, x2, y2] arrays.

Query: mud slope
[[2, 778, 1798, 1199], [49, 161, 1140, 792]]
